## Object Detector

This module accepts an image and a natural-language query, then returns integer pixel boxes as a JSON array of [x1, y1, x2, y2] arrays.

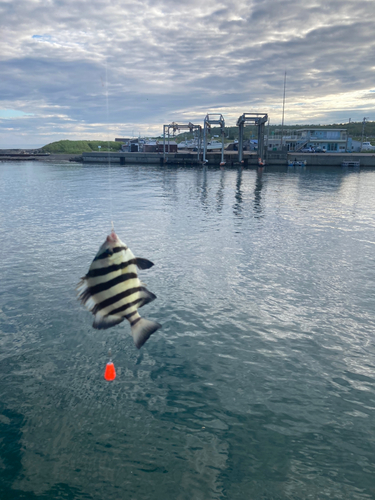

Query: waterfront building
[[144, 140, 177, 153], [120, 138, 144, 152], [266, 128, 349, 152]]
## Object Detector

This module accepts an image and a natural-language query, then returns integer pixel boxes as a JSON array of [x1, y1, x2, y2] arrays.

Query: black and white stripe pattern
[[77, 232, 161, 348]]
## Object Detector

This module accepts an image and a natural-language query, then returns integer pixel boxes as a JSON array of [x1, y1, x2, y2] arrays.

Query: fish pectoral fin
[[138, 287, 157, 308], [135, 258, 154, 270], [76, 278, 95, 309], [76, 278, 87, 295], [93, 313, 124, 330], [131, 318, 161, 349]]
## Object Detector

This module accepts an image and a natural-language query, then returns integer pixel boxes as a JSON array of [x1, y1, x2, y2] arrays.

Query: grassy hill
[[41, 140, 122, 154]]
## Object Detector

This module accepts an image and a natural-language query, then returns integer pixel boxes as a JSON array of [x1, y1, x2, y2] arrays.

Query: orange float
[[104, 361, 116, 381]]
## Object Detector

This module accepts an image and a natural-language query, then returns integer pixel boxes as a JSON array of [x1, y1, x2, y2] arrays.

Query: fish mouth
[[106, 231, 119, 244]]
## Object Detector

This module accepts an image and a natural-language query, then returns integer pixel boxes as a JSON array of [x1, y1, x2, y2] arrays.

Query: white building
[[266, 128, 349, 152]]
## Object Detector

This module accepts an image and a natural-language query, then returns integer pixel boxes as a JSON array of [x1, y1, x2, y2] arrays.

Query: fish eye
[[103, 249, 113, 258]]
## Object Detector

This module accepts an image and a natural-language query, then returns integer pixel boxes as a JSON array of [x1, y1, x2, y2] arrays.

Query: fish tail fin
[[131, 317, 161, 349]]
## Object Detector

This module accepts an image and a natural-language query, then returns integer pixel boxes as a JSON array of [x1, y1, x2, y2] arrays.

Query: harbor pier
[[80, 151, 375, 168], [81, 151, 261, 166], [1, 150, 374, 168]]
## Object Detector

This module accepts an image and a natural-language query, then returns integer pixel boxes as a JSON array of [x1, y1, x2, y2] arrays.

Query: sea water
[[0, 161, 375, 499]]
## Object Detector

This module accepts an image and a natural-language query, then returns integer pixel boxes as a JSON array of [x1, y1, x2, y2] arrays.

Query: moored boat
[[288, 160, 307, 167], [342, 160, 360, 167], [206, 140, 223, 151]]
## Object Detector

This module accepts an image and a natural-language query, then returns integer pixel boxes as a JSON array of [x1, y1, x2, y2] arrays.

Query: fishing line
[[104, 59, 115, 377], [105, 59, 114, 232]]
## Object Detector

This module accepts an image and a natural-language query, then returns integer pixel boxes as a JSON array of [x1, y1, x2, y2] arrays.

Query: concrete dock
[[81, 151, 375, 167], [1, 150, 375, 167], [82, 150, 248, 166]]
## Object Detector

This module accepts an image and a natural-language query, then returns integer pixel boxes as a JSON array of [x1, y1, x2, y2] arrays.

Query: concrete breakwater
[[0, 152, 81, 162]]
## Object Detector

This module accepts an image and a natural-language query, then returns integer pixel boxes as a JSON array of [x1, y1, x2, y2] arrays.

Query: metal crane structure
[[163, 122, 202, 161], [203, 114, 226, 164], [236, 113, 268, 163]]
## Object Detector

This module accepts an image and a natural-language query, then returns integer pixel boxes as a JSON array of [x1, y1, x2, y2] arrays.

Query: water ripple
[[1, 162, 375, 499]]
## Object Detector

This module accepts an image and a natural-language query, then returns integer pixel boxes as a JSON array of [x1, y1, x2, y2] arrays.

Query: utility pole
[[361, 117, 369, 151], [280, 71, 286, 150]]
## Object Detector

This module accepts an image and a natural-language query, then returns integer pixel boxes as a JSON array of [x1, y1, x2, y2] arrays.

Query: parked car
[[361, 142, 375, 151], [301, 147, 314, 153], [315, 147, 326, 153]]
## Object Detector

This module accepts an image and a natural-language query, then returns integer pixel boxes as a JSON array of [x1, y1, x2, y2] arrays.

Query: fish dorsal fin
[[135, 258, 154, 270]]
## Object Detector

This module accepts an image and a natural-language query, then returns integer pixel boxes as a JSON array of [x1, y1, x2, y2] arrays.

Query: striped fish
[[77, 231, 161, 349]]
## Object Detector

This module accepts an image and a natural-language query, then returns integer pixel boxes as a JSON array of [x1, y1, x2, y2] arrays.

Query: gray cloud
[[1, 0, 375, 147]]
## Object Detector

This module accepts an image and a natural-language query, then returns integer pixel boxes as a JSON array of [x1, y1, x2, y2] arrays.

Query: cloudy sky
[[1, 0, 375, 148]]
